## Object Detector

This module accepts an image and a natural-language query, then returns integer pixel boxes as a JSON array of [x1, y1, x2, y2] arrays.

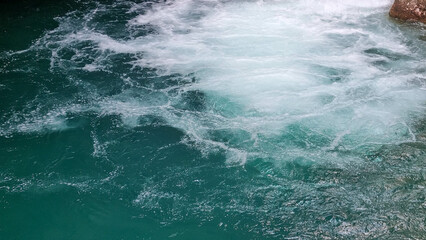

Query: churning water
[[1, 0, 425, 239]]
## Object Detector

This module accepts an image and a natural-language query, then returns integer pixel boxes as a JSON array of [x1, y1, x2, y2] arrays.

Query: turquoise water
[[1, 0, 426, 239]]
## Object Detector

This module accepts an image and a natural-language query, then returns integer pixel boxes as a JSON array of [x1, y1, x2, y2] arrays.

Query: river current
[[1, 0, 425, 239]]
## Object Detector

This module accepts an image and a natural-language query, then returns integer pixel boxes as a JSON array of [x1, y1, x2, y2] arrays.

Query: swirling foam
[[1, 0, 425, 164]]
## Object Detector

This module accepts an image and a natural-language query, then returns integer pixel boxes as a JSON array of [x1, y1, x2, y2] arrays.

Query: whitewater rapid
[[2, 0, 426, 164], [1, 1, 426, 239]]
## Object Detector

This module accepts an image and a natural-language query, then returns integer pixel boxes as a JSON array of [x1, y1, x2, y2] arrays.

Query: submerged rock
[[389, 0, 426, 23]]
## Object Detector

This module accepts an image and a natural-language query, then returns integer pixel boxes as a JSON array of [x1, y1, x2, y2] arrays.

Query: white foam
[[3, 0, 425, 164], [121, 0, 425, 162]]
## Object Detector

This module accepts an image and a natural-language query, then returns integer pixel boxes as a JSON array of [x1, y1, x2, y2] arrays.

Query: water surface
[[1, 0, 426, 239]]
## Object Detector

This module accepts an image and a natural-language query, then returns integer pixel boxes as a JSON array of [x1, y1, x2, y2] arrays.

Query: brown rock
[[389, 0, 426, 23]]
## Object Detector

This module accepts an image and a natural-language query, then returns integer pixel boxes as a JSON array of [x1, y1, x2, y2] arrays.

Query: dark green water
[[1, 0, 426, 239]]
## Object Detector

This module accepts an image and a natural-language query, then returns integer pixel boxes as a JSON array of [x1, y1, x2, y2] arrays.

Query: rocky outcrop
[[389, 0, 426, 23]]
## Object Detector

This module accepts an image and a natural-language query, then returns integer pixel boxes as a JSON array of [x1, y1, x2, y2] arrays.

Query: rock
[[389, 0, 426, 23]]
